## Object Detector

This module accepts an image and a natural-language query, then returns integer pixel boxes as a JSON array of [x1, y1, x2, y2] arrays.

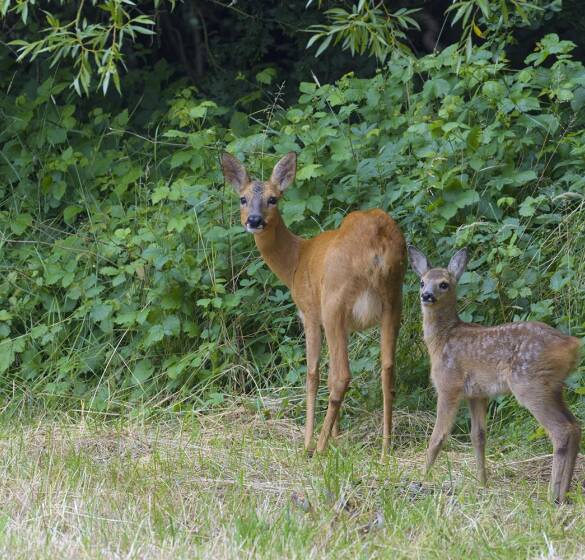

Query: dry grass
[[0, 404, 584, 559]]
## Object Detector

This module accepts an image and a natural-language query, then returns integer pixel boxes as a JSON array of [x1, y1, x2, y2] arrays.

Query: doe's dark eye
[[420, 280, 425, 288], [267, 196, 278, 205], [239, 197, 247, 205], [439, 282, 449, 290]]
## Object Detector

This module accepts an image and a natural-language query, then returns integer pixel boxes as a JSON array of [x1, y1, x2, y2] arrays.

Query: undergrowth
[[1, 34, 585, 420]]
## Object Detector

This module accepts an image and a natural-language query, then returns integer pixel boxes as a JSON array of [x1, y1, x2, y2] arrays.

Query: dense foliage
[[1, 2, 584, 420]]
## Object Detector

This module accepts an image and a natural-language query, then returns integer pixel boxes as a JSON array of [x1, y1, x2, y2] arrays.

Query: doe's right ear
[[221, 152, 249, 193], [407, 245, 431, 278]]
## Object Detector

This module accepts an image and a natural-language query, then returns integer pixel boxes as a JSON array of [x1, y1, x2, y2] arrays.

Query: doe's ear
[[407, 245, 431, 278], [221, 152, 249, 193], [447, 248, 468, 282], [270, 152, 297, 192]]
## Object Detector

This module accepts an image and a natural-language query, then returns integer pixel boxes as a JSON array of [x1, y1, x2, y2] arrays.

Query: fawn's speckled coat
[[409, 246, 581, 503]]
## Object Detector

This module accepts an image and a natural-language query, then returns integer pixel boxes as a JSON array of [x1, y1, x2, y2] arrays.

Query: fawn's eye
[[439, 282, 449, 290], [267, 196, 278, 205], [420, 280, 424, 288], [240, 197, 247, 205]]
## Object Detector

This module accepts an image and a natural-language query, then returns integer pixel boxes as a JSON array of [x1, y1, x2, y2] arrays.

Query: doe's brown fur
[[408, 245, 581, 503], [221, 152, 406, 454]]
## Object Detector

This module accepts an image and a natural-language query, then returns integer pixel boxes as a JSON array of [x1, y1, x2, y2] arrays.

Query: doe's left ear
[[447, 248, 469, 282], [221, 152, 249, 193], [270, 152, 297, 192]]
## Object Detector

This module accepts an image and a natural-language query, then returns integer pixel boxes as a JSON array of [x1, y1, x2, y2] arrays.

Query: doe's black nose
[[247, 214, 264, 228], [421, 292, 436, 303]]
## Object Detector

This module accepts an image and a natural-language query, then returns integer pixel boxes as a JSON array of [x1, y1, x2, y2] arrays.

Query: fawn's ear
[[270, 152, 297, 192], [408, 245, 431, 278], [448, 248, 468, 282], [221, 152, 249, 193]]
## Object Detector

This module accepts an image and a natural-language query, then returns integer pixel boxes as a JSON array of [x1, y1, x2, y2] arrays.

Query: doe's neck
[[254, 212, 301, 289]]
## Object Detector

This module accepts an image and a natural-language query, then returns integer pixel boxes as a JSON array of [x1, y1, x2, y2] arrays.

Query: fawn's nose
[[421, 292, 436, 303], [246, 215, 265, 229]]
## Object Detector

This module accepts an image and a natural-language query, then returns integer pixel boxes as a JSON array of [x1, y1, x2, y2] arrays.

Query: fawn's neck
[[254, 213, 301, 289], [422, 304, 461, 350]]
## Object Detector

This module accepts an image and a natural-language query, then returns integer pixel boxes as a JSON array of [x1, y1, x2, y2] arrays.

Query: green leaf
[[64, 205, 83, 225], [0, 341, 15, 374], [152, 186, 170, 204], [306, 195, 323, 214], [299, 82, 317, 94], [170, 151, 193, 169], [296, 164, 323, 181], [511, 170, 537, 187], [10, 213, 33, 235], [163, 315, 181, 336], [91, 303, 113, 322], [223, 293, 241, 308], [256, 68, 276, 85], [188, 106, 207, 119], [144, 324, 165, 347], [132, 359, 154, 385]]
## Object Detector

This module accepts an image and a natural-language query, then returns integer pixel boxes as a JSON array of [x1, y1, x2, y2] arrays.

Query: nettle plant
[[1, 34, 584, 408]]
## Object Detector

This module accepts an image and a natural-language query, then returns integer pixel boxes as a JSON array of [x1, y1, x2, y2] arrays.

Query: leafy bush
[[1, 33, 584, 413]]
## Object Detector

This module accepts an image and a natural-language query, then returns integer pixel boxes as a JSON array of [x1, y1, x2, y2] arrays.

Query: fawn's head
[[408, 246, 468, 309], [221, 152, 296, 234]]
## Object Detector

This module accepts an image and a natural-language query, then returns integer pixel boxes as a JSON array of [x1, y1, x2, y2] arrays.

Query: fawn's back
[[434, 320, 581, 398]]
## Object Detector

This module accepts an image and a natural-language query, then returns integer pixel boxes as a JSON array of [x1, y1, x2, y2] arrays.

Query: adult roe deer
[[221, 152, 406, 454], [408, 245, 581, 502]]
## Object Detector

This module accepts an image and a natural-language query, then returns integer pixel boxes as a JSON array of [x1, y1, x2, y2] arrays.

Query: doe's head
[[407, 245, 468, 308], [220, 152, 297, 234]]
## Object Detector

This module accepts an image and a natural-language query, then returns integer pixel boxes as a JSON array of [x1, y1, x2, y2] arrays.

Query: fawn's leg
[[303, 318, 322, 451], [468, 397, 489, 486], [316, 308, 350, 453], [380, 298, 402, 457], [426, 392, 462, 475], [516, 387, 581, 503]]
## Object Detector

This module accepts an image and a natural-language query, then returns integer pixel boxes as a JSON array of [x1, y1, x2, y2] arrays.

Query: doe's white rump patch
[[352, 289, 382, 328]]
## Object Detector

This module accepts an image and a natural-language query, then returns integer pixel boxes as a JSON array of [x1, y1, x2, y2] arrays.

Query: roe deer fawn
[[408, 245, 581, 502], [221, 152, 406, 454]]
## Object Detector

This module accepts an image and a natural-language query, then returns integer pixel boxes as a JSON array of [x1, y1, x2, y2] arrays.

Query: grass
[[0, 401, 584, 559]]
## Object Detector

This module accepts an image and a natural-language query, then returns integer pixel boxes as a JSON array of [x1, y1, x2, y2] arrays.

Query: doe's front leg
[[303, 319, 322, 452]]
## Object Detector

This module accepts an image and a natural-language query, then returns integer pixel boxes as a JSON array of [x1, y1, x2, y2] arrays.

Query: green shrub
[[1, 34, 584, 412]]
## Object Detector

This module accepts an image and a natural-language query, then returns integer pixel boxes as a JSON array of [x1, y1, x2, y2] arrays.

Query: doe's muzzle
[[246, 214, 265, 229]]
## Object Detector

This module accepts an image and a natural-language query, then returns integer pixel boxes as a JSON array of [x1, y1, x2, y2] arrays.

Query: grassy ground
[[0, 402, 584, 559]]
